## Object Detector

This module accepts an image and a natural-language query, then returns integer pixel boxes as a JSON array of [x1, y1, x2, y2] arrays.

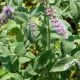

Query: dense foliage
[[0, 0, 80, 80]]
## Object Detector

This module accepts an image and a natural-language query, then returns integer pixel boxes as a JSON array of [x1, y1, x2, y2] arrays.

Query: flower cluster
[[45, 8, 56, 17], [45, 7, 68, 39], [0, 5, 14, 25], [2, 5, 14, 18], [28, 19, 37, 40]]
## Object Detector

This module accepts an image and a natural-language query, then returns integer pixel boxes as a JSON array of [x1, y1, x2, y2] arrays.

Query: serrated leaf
[[61, 36, 74, 54], [70, 0, 80, 23], [19, 57, 30, 64], [50, 57, 73, 72], [1, 73, 23, 80], [14, 12, 28, 24], [0, 68, 7, 77], [25, 52, 35, 59], [14, 42, 26, 56], [12, 57, 19, 72], [38, 50, 54, 69], [73, 51, 80, 59], [26, 64, 38, 76]]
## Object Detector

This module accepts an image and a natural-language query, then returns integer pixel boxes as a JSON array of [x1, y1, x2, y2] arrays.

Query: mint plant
[[0, 0, 80, 80]]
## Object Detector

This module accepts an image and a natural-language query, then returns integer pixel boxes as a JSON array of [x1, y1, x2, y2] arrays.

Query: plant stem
[[46, 0, 50, 50], [46, 22, 50, 49]]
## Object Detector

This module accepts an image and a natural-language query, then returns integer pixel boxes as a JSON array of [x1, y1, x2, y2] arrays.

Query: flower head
[[28, 19, 37, 40], [2, 5, 14, 18], [45, 7, 68, 39], [51, 17, 68, 39], [2, 5, 14, 14]]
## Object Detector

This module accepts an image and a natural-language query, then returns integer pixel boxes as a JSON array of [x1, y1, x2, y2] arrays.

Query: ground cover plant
[[0, 0, 80, 80]]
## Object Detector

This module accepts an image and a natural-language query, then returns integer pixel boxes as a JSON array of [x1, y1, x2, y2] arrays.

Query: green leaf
[[0, 73, 13, 80], [14, 12, 28, 24], [14, 42, 26, 56], [49, 0, 55, 4], [12, 57, 19, 72], [13, 0, 23, 5], [19, 57, 30, 64], [61, 36, 74, 55], [51, 6, 63, 16], [25, 52, 35, 59], [73, 51, 80, 59], [0, 56, 13, 72], [0, 44, 10, 55], [7, 27, 24, 42], [9, 42, 18, 54], [69, 0, 80, 23], [0, 44, 5, 54], [1, 73, 23, 80], [0, 20, 19, 32], [27, 28, 34, 43], [71, 46, 80, 56], [0, 68, 7, 77], [30, 3, 42, 16], [50, 56, 73, 72], [37, 50, 54, 69], [26, 64, 38, 76]]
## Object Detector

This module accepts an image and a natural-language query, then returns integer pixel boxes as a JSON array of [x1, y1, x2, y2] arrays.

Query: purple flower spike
[[51, 18, 68, 39], [2, 5, 14, 14], [45, 7, 68, 39], [2, 5, 14, 18]]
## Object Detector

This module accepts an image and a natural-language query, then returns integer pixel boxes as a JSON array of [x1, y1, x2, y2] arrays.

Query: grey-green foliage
[[0, 0, 80, 80]]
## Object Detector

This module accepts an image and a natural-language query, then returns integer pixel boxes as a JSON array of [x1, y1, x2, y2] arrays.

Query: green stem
[[46, 0, 50, 50], [20, 23, 22, 31], [46, 22, 50, 50]]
